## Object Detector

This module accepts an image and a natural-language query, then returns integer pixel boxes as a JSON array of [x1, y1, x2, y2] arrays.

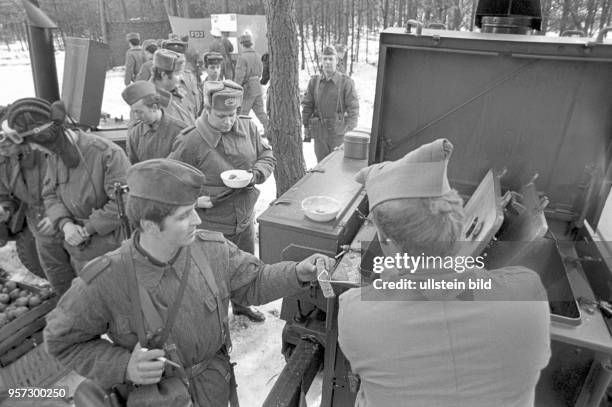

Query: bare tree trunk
[[119, 0, 129, 21], [265, 0, 307, 195], [299, 0, 305, 70], [559, 0, 571, 33], [601, 0, 611, 29], [383, 0, 389, 28], [349, 0, 355, 75], [345, 0, 350, 44], [356, 0, 362, 62], [99, 0, 108, 43], [585, 0, 600, 35], [365, 13, 369, 64], [310, 1, 319, 68], [469, 0, 477, 31]]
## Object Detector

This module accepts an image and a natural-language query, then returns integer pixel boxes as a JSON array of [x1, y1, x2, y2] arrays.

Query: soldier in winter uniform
[[169, 80, 272, 322], [122, 81, 187, 164], [44, 158, 335, 407], [1, 98, 130, 290], [234, 32, 269, 132], [124, 33, 147, 86], [162, 37, 203, 119], [209, 28, 234, 81], [202, 52, 223, 82], [135, 39, 158, 82], [302, 45, 360, 162], [0, 100, 70, 294], [151, 49, 196, 126]]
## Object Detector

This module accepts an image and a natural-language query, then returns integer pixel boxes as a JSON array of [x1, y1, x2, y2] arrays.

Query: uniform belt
[[185, 348, 226, 379]]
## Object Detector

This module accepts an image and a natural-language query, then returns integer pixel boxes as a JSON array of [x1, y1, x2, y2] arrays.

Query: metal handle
[[596, 27, 612, 43], [406, 19, 423, 35], [561, 30, 586, 37]]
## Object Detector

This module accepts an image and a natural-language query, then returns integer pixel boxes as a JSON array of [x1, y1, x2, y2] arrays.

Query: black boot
[[232, 303, 266, 323]]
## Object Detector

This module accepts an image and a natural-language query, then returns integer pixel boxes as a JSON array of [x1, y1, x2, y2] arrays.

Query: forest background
[[1, 0, 611, 71]]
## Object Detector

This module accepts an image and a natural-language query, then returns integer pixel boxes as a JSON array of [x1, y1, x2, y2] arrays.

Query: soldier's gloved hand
[[197, 195, 213, 209], [62, 222, 86, 246], [37, 217, 54, 236], [126, 342, 165, 385], [295, 254, 336, 282], [0, 206, 10, 223]]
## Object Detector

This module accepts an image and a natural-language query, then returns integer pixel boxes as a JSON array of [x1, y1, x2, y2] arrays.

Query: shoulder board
[[196, 229, 226, 243], [179, 125, 196, 135], [238, 115, 252, 120], [80, 256, 112, 284]]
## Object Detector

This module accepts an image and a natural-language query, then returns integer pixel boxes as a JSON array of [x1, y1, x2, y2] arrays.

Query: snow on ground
[[0, 38, 379, 406]]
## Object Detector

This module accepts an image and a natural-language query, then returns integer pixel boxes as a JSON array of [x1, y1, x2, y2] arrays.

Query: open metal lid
[[370, 27, 612, 227]]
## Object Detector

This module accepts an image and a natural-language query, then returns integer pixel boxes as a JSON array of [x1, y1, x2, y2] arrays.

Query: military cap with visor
[[355, 138, 453, 210], [126, 32, 140, 41], [127, 158, 205, 206], [203, 80, 243, 112], [162, 38, 188, 54], [153, 49, 185, 72], [202, 52, 223, 67], [121, 81, 157, 106]]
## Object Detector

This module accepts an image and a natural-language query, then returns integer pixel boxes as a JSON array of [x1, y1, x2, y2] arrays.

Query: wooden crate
[[0, 342, 69, 393], [0, 280, 57, 368]]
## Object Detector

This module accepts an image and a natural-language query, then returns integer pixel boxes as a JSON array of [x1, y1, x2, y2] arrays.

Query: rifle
[[113, 182, 131, 239]]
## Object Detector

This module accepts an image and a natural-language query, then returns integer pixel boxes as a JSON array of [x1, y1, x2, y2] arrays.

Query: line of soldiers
[[0, 88, 335, 406], [0, 32, 358, 407], [124, 31, 268, 133]]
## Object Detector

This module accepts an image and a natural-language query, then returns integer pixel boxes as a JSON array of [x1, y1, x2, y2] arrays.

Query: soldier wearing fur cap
[[169, 80, 274, 323], [0, 101, 68, 290], [2, 98, 130, 294], [44, 158, 335, 407], [338, 139, 551, 407], [122, 81, 187, 164], [151, 49, 196, 126]]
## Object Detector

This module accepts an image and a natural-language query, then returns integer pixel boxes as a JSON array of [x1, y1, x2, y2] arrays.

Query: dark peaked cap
[[127, 158, 205, 205]]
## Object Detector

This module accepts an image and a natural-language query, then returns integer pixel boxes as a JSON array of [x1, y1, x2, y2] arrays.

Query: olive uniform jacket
[[135, 60, 153, 82], [234, 48, 264, 97], [126, 111, 187, 164], [42, 130, 130, 262], [124, 47, 146, 86], [156, 86, 196, 126], [301, 71, 359, 134], [169, 115, 275, 235], [0, 150, 47, 235], [44, 231, 308, 406]]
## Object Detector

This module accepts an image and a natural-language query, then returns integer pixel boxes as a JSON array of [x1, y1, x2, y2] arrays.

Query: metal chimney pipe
[[22, 0, 60, 103], [475, 0, 542, 34]]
